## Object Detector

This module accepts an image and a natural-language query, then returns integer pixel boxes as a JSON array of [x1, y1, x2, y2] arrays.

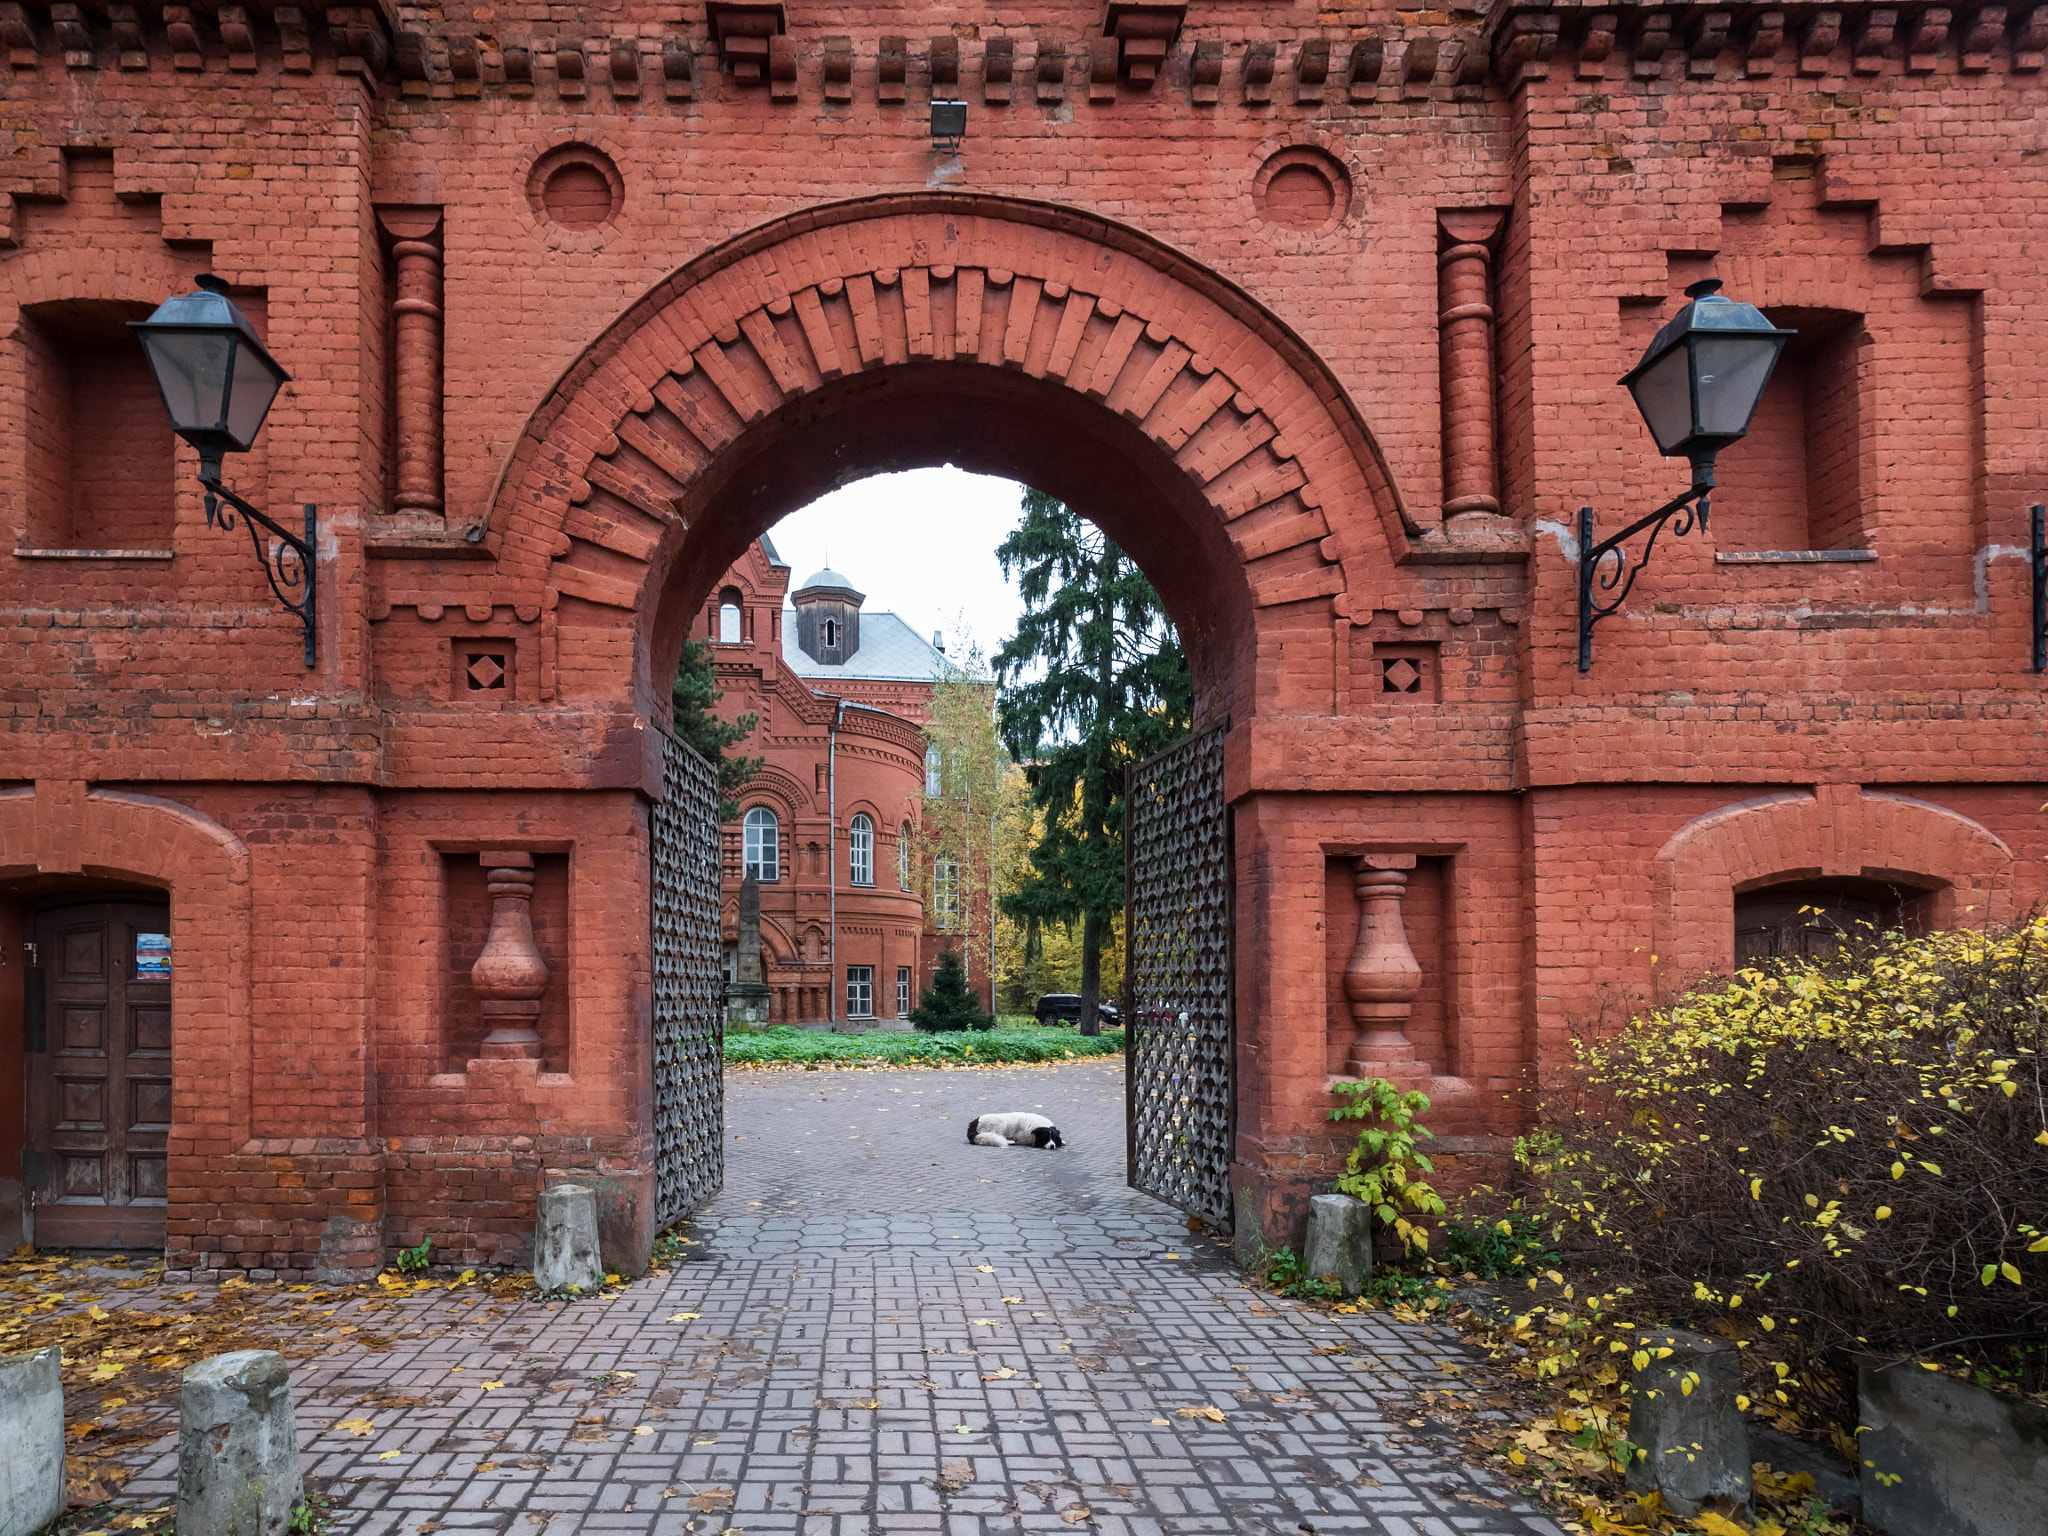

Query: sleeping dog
[[967, 1112, 1066, 1149]]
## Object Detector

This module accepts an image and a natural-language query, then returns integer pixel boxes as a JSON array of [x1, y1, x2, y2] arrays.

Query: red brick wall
[[2, 5, 2046, 1272]]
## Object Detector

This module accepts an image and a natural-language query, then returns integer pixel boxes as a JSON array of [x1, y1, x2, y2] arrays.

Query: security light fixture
[[1577, 278, 1794, 672], [930, 99, 967, 153], [132, 274, 318, 668]]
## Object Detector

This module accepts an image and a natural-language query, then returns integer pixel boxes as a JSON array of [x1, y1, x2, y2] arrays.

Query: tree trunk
[[1079, 910, 1103, 1036]]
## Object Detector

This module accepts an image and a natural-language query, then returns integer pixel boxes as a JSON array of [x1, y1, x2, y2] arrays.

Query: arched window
[[743, 807, 780, 882], [823, 617, 839, 649], [719, 602, 742, 644], [898, 824, 912, 890], [925, 746, 943, 796], [934, 856, 960, 929], [849, 814, 874, 885]]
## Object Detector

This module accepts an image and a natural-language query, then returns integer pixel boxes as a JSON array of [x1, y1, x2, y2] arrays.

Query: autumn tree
[[993, 489, 1190, 1034]]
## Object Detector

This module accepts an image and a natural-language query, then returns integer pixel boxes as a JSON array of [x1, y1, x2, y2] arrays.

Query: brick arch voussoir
[[1650, 788, 2016, 993], [487, 196, 1410, 679], [0, 786, 253, 1156]]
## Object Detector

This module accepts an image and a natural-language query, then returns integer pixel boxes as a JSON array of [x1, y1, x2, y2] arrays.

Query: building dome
[[797, 565, 857, 593]]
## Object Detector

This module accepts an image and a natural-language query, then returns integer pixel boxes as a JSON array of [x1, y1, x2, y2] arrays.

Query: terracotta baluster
[[379, 208, 445, 517], [1342, 853, 1422, 1077], [1437, 209, 1507, 531], [472, 850, 547, 1060]]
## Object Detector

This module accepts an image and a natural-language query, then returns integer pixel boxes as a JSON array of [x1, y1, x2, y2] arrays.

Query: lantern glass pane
[[1629, 344, 1695, 453], [225, 340, 285, 449], [140, 330, 234, 433], [1693, 335, 1782, 437]]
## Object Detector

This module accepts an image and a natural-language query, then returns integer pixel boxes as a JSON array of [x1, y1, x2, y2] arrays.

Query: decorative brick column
[[1342, 853, 1422, 1077], [471, 851, 546, 1060], [1437, 209, 1507, 530], [379, 207, 444, 517]]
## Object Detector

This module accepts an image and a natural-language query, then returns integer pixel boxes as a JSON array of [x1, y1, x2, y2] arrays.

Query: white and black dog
[[967, 1112, 1065, 1149]]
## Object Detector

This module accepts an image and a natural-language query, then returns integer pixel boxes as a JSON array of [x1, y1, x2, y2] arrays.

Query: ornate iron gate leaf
[[651, 723, 724, 1229], [1124, 721, 1234, 1228]]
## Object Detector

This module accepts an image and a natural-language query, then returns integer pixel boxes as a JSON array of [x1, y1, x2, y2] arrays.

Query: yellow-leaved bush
[[1529, 916, 2048, 1404]]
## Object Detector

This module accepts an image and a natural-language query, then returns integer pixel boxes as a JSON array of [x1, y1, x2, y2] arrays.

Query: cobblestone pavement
[[119, 1061, 1561, 1536]]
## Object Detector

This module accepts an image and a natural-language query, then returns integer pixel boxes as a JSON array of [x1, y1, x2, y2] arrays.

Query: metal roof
[[782, 609, 949, 681]]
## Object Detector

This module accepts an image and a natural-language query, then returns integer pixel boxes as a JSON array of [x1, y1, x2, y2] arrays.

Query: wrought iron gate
[[1123, 721, 1234, 1228], [650, 724, 725, 1229]]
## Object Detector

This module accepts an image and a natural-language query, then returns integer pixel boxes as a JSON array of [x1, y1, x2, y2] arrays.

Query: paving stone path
[[124, 1059, 1561, 1536]]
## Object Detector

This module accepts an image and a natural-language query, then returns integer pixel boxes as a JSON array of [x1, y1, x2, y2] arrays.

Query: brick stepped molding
[[485, 193, 1414, 709]]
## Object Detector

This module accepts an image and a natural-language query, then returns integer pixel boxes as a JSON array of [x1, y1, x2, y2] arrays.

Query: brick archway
[[483, 193, 1409, 728], [1650, 785, 2018, 991], [0, 784, 255, 1260]]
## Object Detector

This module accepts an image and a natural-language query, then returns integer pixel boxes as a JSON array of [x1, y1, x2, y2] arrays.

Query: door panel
[[28, 902, 170, 1249]]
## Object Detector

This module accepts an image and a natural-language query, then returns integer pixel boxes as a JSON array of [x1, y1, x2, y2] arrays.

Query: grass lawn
[[724, 1017, 1125, 1068]]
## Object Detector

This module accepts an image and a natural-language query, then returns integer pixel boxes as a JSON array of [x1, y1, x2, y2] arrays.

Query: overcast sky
[[766, 467, 1029, 662]]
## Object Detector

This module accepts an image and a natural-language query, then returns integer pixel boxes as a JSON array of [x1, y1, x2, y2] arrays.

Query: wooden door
[[27, 902, 171, 1248]]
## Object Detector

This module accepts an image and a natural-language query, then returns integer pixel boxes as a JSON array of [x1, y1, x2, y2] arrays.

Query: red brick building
[[2, 2, 2045, 1272], [693, 535, 985, 1026]]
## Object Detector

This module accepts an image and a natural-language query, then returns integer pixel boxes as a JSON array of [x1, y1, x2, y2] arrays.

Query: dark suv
[[1033, 993, 1121, 1027]]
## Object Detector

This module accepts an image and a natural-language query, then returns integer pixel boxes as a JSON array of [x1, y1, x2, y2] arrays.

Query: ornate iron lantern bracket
[[1577, 482, 1712, 673], [201, 477, 318, 669]]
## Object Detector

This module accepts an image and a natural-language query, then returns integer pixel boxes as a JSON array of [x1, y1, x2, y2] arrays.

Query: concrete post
[[177, 1350, 303, 1536], [533, 1181, 606, 1292], [0, 1346, 65, 1536], [1625, 1328, 1752, 1517]]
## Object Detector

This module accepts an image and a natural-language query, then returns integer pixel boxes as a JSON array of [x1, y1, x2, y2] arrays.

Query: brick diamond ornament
[[466, 653, 506, 690], [1382, 659, 1421, 694]]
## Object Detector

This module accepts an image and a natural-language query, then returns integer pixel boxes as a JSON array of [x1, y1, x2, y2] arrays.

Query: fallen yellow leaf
[[981, 1368, 1018, 1381], [88, 1363, 124, 1383], [479, 1380, 506, 1391], [335, 1418, 376, 1436], [377, 1450, 401, 1461], [667, 1312, 701, 1322], [1692, 1513, 1750, 1536], [1176, 1405, 1226, 1423]]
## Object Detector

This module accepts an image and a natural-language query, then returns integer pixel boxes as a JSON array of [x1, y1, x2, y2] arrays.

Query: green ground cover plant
[[725, 1019, 1124, 1068]]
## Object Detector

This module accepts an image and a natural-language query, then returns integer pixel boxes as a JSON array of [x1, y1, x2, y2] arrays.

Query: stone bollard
[[1857, 1357, 2048, 1536], [1303, 1193, 1373, 1295], [533, 1182, 605, 1292], [1624, 1328, 1752, 1518], [177, 1350, 303, 1536], [0, 1346, 66, 1536]]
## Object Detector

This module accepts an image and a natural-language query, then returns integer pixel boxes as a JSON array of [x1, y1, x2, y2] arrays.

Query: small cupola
[[792, 565, 863, 664]]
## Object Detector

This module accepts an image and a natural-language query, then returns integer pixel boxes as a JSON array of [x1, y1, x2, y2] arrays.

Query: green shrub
[[1532, 916, 2048, 1400], [909, 949, 995, 1032], [723, 1022, 1122, 1068], [1329, 1077, 1446, 1254]]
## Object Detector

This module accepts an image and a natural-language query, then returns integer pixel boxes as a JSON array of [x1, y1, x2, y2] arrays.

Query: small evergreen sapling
[[910, 949, 995, 1032]]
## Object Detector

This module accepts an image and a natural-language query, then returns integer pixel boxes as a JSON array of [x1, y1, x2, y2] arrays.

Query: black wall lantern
[[132, 274, 316, 668], [1578, 279, 1794, 671], [930, 99, 967, 153]]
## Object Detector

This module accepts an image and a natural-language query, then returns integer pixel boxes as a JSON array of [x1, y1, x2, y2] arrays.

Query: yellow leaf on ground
[[1001, 1297, 1024, 1304], [975, 1265, 995, 1274], [479, 1381, 505, 1391], [667, 1312, 701, 1322], [1175, 1405, 1226, 1422], [377, 1450, 401, 1461], [335, 1418, 376, 1436], [1692, 1512, 1750, 1536], [633, 1425, 653, 1436], [88, 1364, 124, 1382], [982, 1368, 1017, 1381]]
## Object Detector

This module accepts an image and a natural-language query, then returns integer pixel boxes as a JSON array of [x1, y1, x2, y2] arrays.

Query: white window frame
[[743, 806, 780, 882], [898, 824, 912, 889], [849, 814, 873, 885], [934, 855, 959, 929], [846, 965, 874, 1019], [896, 965, 911, 1017], [718, 602, 742, 644]]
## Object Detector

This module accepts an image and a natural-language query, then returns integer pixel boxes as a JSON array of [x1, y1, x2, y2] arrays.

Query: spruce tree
[[909, 948, 995, 1032], [672, 637, 764, 820], [994, 489, 1191, 1034]]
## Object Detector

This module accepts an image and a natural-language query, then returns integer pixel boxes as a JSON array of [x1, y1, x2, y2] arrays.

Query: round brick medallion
[[1253, 148, 1350, 235], [528, 145, 623, 231]]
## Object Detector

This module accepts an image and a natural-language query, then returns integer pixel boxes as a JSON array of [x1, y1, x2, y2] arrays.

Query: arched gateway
[[480, 194, 1412, 1249]]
